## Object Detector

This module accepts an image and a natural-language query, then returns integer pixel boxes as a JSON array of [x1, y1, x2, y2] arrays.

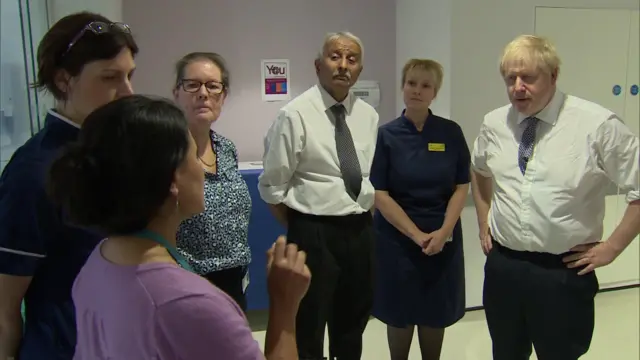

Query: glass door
[[1, 0, 51, 172]]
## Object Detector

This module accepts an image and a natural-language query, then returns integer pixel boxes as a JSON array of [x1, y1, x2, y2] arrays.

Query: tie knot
[[526, 116, 539, 124], [331, 103, 346, 117]]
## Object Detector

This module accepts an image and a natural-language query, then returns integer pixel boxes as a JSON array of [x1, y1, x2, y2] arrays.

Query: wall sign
[[261, 59, 291, 102]]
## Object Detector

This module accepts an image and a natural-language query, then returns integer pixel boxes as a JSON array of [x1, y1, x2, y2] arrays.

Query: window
[[0, 0, 51, 173]]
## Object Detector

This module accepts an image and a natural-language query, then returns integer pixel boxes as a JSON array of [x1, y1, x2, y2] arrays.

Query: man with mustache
[[471, 35, 640, 359], [258, 31, 379, 360]]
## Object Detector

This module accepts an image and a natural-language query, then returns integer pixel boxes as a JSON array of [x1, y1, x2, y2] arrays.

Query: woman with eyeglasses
[[0, 12, 136, 360], [172, 52, 253, 310], [48, 94, 310, 359]]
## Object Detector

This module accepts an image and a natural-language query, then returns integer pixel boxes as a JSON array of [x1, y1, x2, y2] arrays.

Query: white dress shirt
[[258, 84, 379, 216], [472, 90, 640, 254]]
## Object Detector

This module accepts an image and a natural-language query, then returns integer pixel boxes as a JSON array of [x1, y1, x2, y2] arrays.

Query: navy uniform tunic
[[370, 110, 470, 328], [0, 111, 103, 359]]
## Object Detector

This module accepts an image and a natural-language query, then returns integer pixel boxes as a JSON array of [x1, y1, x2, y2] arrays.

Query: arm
[[0, 164, 47, 359], [0, 276, 30, 360], [268, 204, 289, 228], [607, 201, 640, 254], [375, 191, 422, 241], [258, 109, 304, 227], [370, 128, 423, 243], [470, 123, 495, 254], [471, 172, 493, 226], [264, 302, 298, 360], [596, 116, 640, 254], [0, 277, 28, 360]]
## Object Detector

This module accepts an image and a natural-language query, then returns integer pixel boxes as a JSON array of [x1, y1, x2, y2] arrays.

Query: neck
[[54, 104, 84, 126], [404, 108, 430, 130], [191, 126, 212, 157], [145, 215, 182, 246], [321, 83, 348, 103]]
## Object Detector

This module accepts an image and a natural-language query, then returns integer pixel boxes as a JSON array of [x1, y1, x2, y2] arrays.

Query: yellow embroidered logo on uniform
[[428, 143, 445, 152]]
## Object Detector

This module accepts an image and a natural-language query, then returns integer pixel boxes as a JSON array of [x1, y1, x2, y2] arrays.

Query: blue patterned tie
[[518, 117, 539, 175]]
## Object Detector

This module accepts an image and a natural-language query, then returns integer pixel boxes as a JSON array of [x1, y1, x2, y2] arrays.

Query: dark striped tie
[[331, 104, 362, 201]]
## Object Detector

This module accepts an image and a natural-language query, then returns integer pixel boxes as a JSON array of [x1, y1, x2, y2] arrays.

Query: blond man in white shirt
[[471, 35, 640, 360], [258, 31, 379, 360]]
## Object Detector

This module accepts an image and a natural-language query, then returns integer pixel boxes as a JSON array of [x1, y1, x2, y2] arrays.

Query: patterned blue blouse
[[176, 131, 252, 274]]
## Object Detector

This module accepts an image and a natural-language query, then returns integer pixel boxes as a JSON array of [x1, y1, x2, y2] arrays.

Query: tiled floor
[[251, 287, 639, 359]]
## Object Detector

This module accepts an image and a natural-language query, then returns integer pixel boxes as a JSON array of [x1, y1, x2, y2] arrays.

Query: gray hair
[[316, 31, 364, 63]]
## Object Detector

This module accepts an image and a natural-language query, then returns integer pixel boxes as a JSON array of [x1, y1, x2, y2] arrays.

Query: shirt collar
[[47, 109, 81, 129], [313, 84, 356, 115], [516, 89, 566, 125], [401, 108, 432, 122]]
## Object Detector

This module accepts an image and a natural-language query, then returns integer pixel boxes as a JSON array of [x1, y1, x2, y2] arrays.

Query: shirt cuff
[[626, 190, 640, 204], [257, 183, 288, 204]]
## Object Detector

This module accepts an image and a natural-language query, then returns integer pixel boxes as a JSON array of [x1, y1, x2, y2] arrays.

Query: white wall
[[450, 0, 640, 149], [396, 0, 452, 118], [47, 0, 123, 23], [124, 0, 396, 161]]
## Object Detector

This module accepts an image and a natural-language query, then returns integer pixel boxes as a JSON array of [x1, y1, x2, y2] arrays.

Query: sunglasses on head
[[62, 21, 131, 58]]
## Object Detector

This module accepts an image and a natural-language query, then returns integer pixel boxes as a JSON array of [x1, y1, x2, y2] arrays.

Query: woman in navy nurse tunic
[[0, 12, 137, 360], [370, 58, 470, 360]]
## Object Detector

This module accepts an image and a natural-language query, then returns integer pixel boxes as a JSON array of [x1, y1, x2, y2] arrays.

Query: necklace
[[199, 156, 215, 167]]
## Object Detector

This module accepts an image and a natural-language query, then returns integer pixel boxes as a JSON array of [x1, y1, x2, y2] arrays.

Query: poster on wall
[[351, 80, 380, 108], [261, 59, 291, 102]]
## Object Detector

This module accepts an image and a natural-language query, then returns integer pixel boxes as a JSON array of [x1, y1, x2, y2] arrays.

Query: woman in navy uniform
[[0, 12, 137, 360], [370, 58, 470, 360]]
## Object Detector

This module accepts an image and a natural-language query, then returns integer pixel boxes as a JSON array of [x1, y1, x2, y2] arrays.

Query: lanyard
[[133, 229, 195, 273]]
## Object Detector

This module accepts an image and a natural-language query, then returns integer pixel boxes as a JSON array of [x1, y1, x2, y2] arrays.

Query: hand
[[266, 236, 311, 308], [562, 241, 620, 275], [410, 231, 431, 248], [479, 222, 492, 255], [423, 228, 449, 256]]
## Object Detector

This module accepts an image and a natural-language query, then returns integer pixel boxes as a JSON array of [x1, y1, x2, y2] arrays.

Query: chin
[[192, 114, 215, 125]]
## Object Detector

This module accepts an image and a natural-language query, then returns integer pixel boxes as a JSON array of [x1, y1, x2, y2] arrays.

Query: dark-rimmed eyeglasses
[[62, 21, 131, 58], [178, 79, 225, 95]]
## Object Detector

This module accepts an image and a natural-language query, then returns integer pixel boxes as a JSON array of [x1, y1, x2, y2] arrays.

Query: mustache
[[333, 71, 351, 79]]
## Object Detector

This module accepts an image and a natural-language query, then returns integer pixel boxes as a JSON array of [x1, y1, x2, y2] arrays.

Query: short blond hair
[[500, 35, 561, 76], [401, 58, 444, 94]]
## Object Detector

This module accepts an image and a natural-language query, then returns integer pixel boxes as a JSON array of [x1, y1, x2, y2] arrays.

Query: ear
[[54, 69, 71, 96], [169, 182, 179, 198], [314, 59, 320, 75], [172, 87, 180, 101], [550, 68, 559, 85]]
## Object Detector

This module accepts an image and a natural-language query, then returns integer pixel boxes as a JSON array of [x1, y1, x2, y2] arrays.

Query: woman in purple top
[[46, 95, 311, 359]]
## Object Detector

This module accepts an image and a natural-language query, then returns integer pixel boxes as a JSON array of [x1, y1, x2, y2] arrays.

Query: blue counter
[[240, 168, 286, 311]]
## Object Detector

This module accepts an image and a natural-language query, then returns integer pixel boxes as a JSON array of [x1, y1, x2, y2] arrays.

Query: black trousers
[[287, 209, 374, 360], [203, 265, 248, 312], [483, 241, 599, 360]]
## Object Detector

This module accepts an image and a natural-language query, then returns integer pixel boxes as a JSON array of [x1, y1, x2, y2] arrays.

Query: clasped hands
[[411, 228, 450, 256]]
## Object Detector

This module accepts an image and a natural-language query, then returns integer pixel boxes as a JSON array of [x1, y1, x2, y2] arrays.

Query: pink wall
[[123, 0, 396, 161]]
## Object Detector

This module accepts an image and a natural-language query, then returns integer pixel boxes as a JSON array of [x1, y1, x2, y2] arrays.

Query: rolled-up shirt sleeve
[[258, 108, 304, 204], [0, 160, 49, 276], [596, 115, 640, 203], [471, 122, 494, 178]]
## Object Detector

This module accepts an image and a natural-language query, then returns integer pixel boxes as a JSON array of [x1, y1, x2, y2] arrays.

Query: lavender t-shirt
[[72, 241, 263, 360]]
